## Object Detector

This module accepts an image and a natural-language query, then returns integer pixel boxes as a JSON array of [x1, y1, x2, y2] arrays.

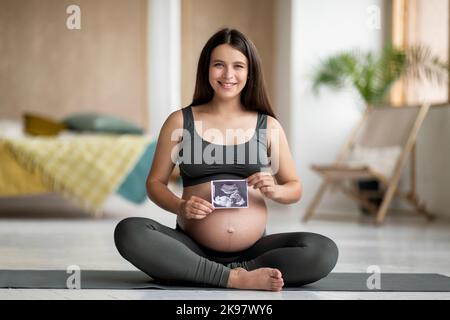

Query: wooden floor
[[1, 192, 450, 300]]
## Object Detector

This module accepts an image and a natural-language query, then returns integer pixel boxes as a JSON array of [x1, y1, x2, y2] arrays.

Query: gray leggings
[[114, 217, 339, 288]]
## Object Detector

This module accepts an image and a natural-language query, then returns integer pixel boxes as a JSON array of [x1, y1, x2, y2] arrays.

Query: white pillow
[[346, 145, 402, 178], [0, 119, 25, 138]]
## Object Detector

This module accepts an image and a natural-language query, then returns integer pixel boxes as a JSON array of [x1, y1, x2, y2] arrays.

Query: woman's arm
[[269, 116, 302, 204], [146, 110, 185, 215]]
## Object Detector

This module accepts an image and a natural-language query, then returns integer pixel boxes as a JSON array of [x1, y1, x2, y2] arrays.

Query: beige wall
[[405, 0, 449, 104], [0, 0, 147, 128], [404, 104, 450, 218], [181, 0, 275, 108], [402, 1, 450, 217]]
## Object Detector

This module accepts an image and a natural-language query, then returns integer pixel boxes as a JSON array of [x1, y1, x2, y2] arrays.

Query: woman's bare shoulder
[[158, 108, 185, 143], [265, 115, 287, 151], [266, 115, 283, 131], [163, 108, 184, 129]]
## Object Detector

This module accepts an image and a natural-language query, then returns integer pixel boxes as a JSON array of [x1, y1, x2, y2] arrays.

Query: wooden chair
[[303, 103, 433, 225]]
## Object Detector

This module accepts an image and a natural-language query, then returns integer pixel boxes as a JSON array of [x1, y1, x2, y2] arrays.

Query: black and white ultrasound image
[[211, 179, 249, 208]]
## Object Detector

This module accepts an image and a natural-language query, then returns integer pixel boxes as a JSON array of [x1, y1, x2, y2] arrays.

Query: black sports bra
[[177, 106, 270, 187]]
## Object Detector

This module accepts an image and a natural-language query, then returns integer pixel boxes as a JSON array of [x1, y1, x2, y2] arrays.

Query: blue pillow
[[117, 140, 157, 203], [63, 113, 144, 134]]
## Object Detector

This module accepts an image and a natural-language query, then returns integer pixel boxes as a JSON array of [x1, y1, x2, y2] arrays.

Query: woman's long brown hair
[[189, 28, 277, 118]]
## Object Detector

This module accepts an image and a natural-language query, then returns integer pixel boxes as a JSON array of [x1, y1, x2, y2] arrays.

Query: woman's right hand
[[179, 196, 214, 220]]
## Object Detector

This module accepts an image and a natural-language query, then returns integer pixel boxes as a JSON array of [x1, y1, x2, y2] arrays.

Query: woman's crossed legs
[[114, 217, 338, 291]]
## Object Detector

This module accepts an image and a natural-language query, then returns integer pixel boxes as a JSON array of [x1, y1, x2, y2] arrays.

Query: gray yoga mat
[[1, 270, 450, 291]]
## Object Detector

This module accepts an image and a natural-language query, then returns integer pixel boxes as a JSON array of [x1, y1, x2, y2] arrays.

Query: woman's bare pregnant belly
[[178, 181, 268, 252]]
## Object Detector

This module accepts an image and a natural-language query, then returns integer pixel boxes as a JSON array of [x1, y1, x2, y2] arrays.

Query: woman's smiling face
[[209, 44, 249, 100]]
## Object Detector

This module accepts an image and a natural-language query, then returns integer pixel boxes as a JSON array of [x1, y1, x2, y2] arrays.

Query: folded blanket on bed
[[1, 135, 151, 215], [0, 141, 49, 195]]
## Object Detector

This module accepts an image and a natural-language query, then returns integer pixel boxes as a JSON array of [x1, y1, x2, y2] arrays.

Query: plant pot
[[356, 179, 384, 215]]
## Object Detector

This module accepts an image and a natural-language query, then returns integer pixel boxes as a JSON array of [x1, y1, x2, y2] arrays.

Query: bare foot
[[227, 267, 284, 291]]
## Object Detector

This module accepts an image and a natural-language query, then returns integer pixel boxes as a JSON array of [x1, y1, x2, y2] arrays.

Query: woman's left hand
[[247, 172, 280, 200]]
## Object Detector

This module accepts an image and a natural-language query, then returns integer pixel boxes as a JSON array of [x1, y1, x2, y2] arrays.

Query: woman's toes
[[270, 269, 282, 279], [271, 277, 284, 286], [271, 281, 283, 291]]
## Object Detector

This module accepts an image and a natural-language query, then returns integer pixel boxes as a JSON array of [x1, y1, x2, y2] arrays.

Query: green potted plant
[[311, 44, 448, 214]]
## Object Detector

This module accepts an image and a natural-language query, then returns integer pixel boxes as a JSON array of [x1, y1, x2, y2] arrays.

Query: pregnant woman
[[114, 28, 338, 291]]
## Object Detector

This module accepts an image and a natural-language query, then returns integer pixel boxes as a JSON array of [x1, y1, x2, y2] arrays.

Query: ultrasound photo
[[211, 179, 249, 209]]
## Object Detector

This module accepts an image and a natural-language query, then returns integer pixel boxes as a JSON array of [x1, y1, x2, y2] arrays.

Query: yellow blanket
[[0, 141, 49, 195], [0, 135, 150, 216]]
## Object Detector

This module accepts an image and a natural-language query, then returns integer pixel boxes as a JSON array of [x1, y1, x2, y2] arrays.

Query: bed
[[0, 119, 157, 217]]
